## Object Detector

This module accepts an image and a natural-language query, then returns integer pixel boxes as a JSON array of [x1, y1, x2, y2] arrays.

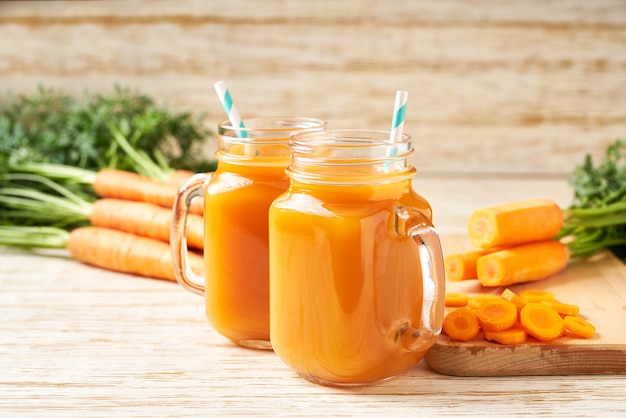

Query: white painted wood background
[[1, 0, 625, 177]]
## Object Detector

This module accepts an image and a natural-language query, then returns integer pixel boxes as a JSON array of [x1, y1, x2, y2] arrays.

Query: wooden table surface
[[2, 178, 625, 417]]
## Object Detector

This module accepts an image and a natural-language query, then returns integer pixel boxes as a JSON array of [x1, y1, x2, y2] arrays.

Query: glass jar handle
[[170, 173, 213, 296], [393, 205, 446, 352]]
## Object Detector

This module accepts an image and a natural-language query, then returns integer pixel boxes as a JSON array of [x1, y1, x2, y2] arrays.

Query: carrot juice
[[268, 129, 445, 385], [170, 117, 327, 350], [204, 160, 289, 344]]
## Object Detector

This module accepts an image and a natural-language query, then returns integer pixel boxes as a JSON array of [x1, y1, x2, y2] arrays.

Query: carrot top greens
[[568, 139, 626, 208], [0, 85, 216, 176], [558, 139, 626, 258]]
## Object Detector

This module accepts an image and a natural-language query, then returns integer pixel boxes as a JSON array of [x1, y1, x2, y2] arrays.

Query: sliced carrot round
[[564, 315, 596, 339], [476, 299, 517, 332], [483, 326, 528, 345], [520, 302, 564, 342], [443, 307, 480, 342]]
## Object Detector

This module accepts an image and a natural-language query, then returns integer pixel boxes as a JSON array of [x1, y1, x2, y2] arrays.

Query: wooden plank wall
[[1, 0, 625, 177]]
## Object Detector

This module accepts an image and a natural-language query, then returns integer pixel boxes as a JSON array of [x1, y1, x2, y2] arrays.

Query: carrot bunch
[[442, 288, 596, 344], [1, 88, 216, 282], [66, 168, 205, 280], [445, 198, 570, 287], [0, 167, 206, 281]]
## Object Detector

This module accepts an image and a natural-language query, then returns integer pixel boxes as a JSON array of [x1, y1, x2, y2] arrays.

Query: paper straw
[[214, 80, 248, 138], [385, 90, 408, 170], [389, 90, 408, 143]]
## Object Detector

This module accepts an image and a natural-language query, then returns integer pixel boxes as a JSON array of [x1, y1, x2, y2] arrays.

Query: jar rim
[[218, 116, 327, 137], [290, 129, 411, 145], [286, 129, 415, 185]]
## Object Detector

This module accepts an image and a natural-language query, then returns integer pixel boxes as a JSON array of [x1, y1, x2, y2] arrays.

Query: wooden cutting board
[[425, 235, 626, 376]]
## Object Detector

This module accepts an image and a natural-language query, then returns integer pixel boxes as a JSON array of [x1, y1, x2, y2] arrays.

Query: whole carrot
[[89, 198, 204, 250], [467, 198, 563, 249], [0, 173, 205, 248], [92, 168, 204, 215], [476, 239, 569, 287], [67, 226, 204, 281]]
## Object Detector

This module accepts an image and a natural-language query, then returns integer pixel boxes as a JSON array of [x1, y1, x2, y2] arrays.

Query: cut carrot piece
[[483, 325, 528, 345], [520, 289, 555, 303], [445, 292, 469, 307], [564, 316, 596, 339], [442, 308, 480, 342], [476, 240, 569, 287], [467, 294, 501, 310], [500, 288, 527, 313], [540, 300, 579, 317], [444, 250, 488, 281], [476, 299, 518, 332], [519, 302, 564, 342], [467, 198, 563, 248]]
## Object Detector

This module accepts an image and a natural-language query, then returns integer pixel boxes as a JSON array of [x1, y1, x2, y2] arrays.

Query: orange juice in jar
[[171, 117, 326, 349], [269, 129, 445, 384]]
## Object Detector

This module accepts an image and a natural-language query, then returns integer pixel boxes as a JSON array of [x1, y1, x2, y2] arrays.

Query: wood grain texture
[[1, 178, 626, 416], [1, 0, 625, 176]]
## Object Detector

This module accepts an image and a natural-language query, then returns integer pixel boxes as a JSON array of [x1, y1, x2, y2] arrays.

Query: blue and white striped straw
[[214, 80, 248, 138], [389, 90, 408, 143]]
